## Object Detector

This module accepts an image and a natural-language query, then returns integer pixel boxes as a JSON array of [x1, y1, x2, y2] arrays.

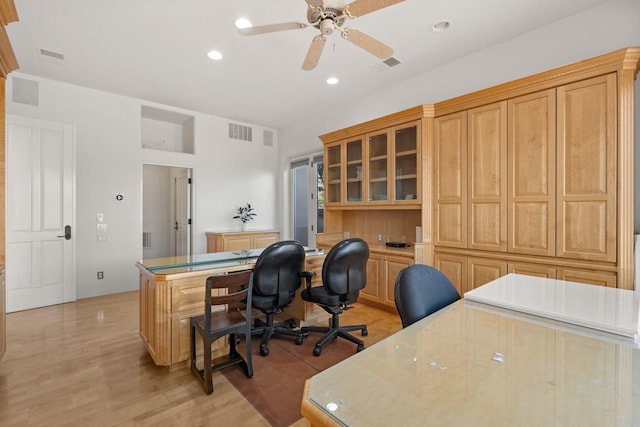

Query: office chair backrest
[[252, 240, 305, 306], [322, 238, 369, 298], [394, 264, 460, 328]]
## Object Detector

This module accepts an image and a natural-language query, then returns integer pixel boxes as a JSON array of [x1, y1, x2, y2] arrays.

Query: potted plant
[[233, 203, 256, 231]]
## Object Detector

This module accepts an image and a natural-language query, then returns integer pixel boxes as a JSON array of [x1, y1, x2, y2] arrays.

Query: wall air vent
[[228, 123, 253, 142], [39, 48, 65, 61]]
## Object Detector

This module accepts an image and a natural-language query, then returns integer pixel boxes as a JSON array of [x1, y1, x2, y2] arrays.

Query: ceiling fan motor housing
[[308, 6, 345, 34]]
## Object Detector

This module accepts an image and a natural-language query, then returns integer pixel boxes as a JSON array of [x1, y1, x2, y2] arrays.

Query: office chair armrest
[[300, 271, 316, 291]]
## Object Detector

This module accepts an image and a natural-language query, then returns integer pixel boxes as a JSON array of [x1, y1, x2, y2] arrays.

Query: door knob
[[57, 225, 72, 240]]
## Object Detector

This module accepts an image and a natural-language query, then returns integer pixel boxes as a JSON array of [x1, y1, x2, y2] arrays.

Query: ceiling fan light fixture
[[235, 18, 253, 30], [207, 50, 223, 60], [430, 20, 451, 33], [326, 77, 339, 85]]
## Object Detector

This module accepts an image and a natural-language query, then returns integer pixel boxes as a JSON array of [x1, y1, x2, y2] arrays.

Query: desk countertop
[[303, 299, 640, 426]]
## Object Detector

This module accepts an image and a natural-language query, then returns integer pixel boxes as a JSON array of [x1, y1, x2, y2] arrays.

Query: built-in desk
[[137, 248, 326, 368], [302, 277, 640, 426]]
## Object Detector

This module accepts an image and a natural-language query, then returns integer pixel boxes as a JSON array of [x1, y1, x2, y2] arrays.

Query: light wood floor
[[0, 291, 401, 426]]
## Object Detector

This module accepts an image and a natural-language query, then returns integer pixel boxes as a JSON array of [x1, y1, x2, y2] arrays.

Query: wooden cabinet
[[359, 251, 413, 311], [434, 112, 467, 248], [468, 101, 507, 252], [508, 89, 556, 256], [556, 74, 617, 263], [206, 230, 280, 253], [321, 113, 423, 208], [434, 66, 630, 288]]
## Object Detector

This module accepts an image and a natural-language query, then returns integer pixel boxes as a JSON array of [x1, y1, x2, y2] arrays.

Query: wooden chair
[[190, 269, 254, 394]]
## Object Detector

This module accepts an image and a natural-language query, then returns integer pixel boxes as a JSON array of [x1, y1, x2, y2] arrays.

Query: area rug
[[222, 334, 358, 427]]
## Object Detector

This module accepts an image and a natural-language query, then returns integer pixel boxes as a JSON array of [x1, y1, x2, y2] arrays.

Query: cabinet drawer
[[171, 278, 209, 313]]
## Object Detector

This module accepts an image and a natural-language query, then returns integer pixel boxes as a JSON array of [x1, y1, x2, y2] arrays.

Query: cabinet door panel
[[254, 234, 278, 249], [361, 255, 382, 302], [507, 262, 556, 279], [434, 253, 467, 295], [557, 268, 616, 288], [557, 74, 616, 262], [384, 255, 412, 307], [508, 89, 556, 256], [345, 137, 364, 203], [325, 142, 343, 205], [468, 257, 507, 291], [223, 237, 252, 251], [468, 102, 507, 252], [434, 112, 467, 248], [367, 130, 390, 203], [393, 121, 420, 203]]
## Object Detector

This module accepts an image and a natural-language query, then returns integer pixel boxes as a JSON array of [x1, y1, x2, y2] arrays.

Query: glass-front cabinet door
[[367, 130, 390, 203], [345, 137, 364, 204], [325, 142, 342, 205], [393, 121, 420, 203]]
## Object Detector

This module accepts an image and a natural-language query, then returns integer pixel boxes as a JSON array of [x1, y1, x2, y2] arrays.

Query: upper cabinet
[[321, 111, 424, 209], [432, 45, 639, 290]]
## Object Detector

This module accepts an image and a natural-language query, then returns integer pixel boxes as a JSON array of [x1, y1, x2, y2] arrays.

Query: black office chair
[[300, 238, 369, 356], [250, 240, 306, 356], [190, 269, 254, 394], [394, 264, 460, 328]]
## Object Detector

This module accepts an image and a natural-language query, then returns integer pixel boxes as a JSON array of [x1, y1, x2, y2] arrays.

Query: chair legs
[[301, 312, 368, 357], [190, 322, 253, 394], [251, 311, 305, 356]]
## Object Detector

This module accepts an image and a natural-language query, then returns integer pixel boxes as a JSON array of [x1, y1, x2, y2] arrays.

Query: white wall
[[277, 0, 640, 238], [6, 77, 279, 298]]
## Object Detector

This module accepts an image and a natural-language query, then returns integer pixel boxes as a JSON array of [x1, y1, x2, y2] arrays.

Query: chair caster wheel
[[289, 321, 297, 329], [259, 344, 269, 357], [313, 347, 322, 357], [362, 328, 368, 336], [357, 344, 364, 352], [295, 336, 304, 345]]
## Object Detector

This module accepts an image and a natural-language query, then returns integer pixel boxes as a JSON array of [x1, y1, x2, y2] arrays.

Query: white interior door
[[174, 169, 191, 256], [6, 115, 75, 312]]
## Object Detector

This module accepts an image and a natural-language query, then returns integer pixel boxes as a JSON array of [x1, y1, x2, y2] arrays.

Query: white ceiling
[[6, 0, 608, 129]]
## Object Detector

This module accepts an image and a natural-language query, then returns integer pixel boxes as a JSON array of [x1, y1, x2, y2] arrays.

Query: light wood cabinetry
[[321, 113, 424, 208], [433, 48, 640, 290], [556, 74, 617, 263], [206, 230, 280, 253], [358, 251, 413, 311], [468, 101, 507, 252]]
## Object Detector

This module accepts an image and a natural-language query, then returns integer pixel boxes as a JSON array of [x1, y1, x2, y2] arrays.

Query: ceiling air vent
[[383, 57, 401, 67], [39, 48, 65, 61], [228, 123, 253, 142]]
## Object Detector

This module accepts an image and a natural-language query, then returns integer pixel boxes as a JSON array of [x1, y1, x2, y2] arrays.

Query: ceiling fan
[[238, 0, 405, 70]]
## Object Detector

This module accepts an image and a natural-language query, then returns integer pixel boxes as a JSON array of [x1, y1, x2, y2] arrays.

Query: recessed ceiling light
[[207, 50, 223, 60], [235, 17, 252, 29], [326, 77, 339, 85], [430, 20, 451, 33]]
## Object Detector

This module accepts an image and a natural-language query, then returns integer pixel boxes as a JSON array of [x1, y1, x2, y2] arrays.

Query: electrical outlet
[[97, 271, 104, 280]]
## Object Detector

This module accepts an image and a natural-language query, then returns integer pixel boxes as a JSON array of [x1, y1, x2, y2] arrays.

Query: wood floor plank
[[0, 291, 401, 426]]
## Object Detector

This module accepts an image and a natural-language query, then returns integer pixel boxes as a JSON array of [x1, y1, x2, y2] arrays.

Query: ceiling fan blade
[[239, 22, 308, 36], [344, 0, 405, 18], [305, 0, 324, 7], [302, 36, 326, 70], [341, 28, 393, 59]]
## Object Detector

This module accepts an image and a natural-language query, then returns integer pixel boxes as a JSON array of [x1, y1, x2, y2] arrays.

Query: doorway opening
[[142, 164, 193, 258], [291, 153, 324, 247]]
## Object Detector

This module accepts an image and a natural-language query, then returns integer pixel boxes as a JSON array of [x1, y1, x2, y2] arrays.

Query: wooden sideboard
[[206, 230, 280, 253]]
